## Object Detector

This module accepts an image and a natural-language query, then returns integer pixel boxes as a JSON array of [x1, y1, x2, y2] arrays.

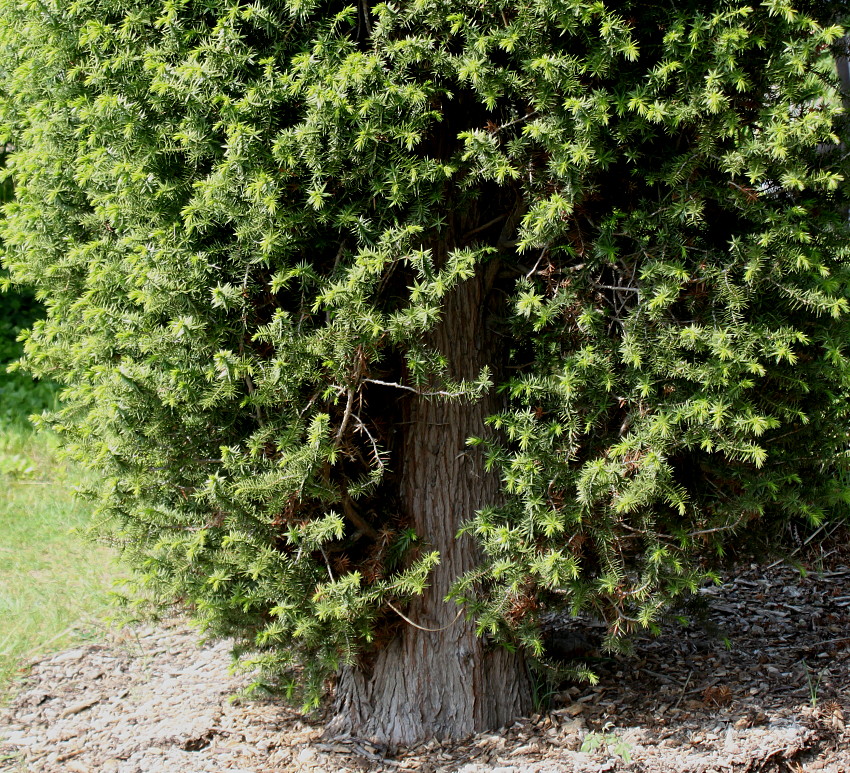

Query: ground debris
[[1, 561, 848, 772]]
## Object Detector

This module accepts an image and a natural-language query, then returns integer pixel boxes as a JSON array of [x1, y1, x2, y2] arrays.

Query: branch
[[525, 247, 548, 279], [299, 390, 322, 417], [352, 412, 386, 470], [386, 601, 464, 633], [594, 284, 640, 294], [340, 491, 380, 540], [363, 378, 465, 398], [492, 111, 539, 134], [335, 388, 355, 442], [688, 511, 748, 537], [462, 213, 508, 240]]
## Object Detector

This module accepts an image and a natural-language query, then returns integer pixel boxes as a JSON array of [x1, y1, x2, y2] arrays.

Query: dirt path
[[1, 561, 848, 772]]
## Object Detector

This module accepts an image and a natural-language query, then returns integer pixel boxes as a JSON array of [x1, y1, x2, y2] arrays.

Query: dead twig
[[362, 378, 465, 398], [672, 670, 693, 711], [385, 601, 464, 633]]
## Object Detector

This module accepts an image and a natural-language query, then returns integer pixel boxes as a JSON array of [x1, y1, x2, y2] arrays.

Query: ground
[[0, 559, 848, 773]]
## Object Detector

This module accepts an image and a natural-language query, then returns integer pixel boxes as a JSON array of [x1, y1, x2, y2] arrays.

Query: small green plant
[[581, 726, 633, 764], [802, 659, 827, 708], [529, 657, 599, 713], [529, 669, 559, 714]]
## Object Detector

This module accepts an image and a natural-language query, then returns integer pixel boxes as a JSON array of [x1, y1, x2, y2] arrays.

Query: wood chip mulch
[[1, 558, 848, 773]]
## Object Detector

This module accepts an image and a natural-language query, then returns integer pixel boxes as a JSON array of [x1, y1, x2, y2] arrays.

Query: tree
[[1, 0, 850, 746]]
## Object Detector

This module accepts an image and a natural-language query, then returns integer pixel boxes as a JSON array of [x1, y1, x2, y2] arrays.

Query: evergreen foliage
[[1, 0, 850, 712]]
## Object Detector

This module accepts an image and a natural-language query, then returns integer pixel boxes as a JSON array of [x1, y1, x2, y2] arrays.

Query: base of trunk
[[327, 626, 531, 746]]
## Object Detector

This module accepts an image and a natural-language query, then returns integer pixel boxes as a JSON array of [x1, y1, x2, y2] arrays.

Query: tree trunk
[[327, 257, 532, 747]]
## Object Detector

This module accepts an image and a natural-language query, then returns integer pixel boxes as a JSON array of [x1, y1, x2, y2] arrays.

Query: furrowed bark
[[328, 254, 532, 747]]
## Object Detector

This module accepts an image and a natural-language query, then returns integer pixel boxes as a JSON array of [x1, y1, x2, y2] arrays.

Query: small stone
[[49, 649, 87, 664], [2, 731, 35, 746], [560, 718, 585, 735], [298, 746, 318, 763]]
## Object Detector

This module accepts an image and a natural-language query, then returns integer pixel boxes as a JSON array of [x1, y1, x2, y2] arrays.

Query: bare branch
[[335, 388, 355, 442], [463, 213, 508, 240], [492, 111, 539, 134], [386, 601, 464, 633], [340, 491, 380, 540], [352, 412, 386, 470], [594, 284, 640, 294], [363, 378, 465, 398], [525, 247, 548, 279]]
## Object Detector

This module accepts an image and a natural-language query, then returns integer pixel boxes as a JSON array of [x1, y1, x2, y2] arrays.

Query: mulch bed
[[1, 557, 848, 773]]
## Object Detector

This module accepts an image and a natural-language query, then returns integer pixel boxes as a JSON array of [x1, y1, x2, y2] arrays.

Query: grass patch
[[0, 424, 119, 698]]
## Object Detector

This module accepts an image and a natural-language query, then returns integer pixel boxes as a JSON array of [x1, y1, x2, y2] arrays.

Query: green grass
[[0, 424, 120, 698]]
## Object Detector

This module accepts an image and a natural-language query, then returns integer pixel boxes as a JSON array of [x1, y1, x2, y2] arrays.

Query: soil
[[1, 559, 848, 773]]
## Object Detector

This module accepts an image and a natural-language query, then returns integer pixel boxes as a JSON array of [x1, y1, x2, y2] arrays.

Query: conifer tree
[[2, 0, 850, 744]]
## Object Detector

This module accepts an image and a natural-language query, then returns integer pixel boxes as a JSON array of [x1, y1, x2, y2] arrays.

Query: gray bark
[[327, 261, 532, 747]]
